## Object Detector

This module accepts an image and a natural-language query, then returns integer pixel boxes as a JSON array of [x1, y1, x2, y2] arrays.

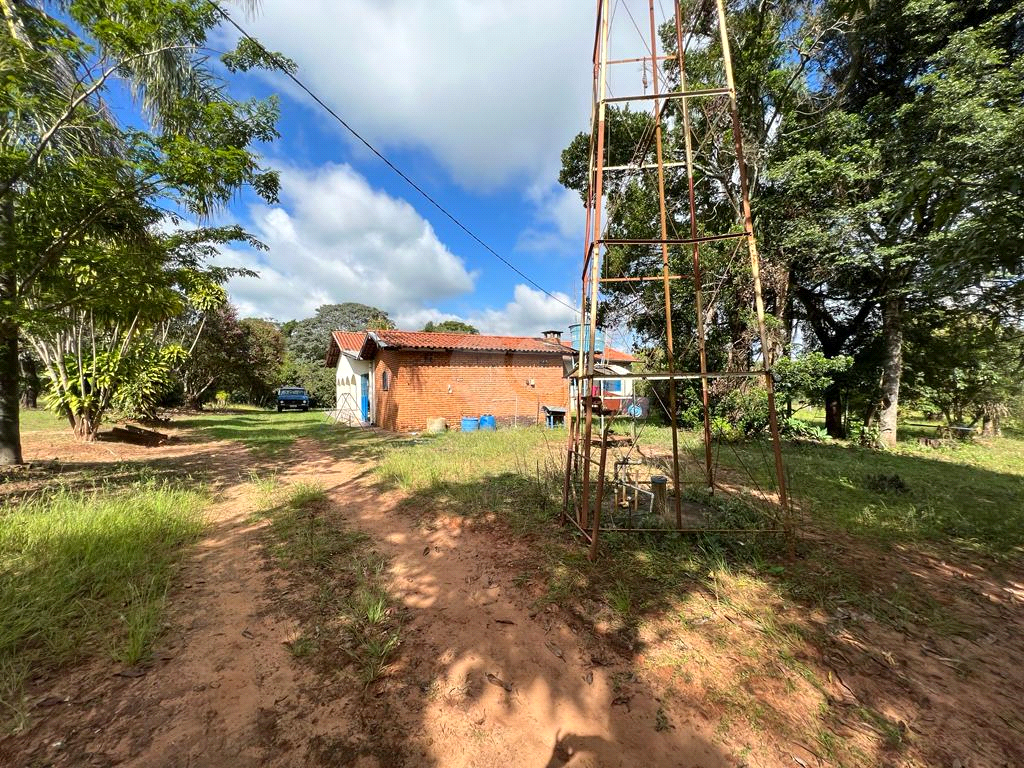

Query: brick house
[[325, 329, 634, 432]]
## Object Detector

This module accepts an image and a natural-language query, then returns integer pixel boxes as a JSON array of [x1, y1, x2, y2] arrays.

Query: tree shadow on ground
[[290, 474, 735, 768], [5, 416, 1021, 767], [371, 439, 1024, 768], [2, 415, 388, 502]]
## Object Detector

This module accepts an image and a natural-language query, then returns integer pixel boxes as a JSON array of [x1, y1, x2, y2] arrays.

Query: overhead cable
[[213, 3, 580, 316]]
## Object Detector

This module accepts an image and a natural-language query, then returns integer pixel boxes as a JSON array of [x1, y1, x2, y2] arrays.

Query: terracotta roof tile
[[325, 330, 368, 367], [368, 330, 564, 354], [326, 328, 635, 364], [332, 331, 366, 353], [557, 339, 635, 363]]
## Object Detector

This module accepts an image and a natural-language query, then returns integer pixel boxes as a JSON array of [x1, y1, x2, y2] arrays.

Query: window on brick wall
[[382, 371, 390, 391]]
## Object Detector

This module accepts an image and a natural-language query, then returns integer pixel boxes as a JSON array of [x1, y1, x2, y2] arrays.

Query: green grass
[[177, 409, 385, 459], [629, 423, 1024, 556], [376, 427, 561, 529], [0, 483, 206, 730], [178, 410, 332, 457], [256, 482, 401, 687], [780, 438, 1024, 554], [376, 427, 559, 490], [16, 408, 65, 434]]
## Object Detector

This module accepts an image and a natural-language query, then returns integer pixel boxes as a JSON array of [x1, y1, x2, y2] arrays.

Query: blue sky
[[208, 0, 599, 336]]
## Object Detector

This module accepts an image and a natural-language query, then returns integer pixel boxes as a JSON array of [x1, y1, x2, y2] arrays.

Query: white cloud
[[214, 163, 582, 337], [467, 284, 578, 337], [393, 284, 578, 338], [516, 183, 585, 254], [234, 0, 593, 188], [223, 162, 476, 320]]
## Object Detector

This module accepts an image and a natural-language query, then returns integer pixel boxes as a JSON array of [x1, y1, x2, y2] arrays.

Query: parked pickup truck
[[275, 386, 310, 412]]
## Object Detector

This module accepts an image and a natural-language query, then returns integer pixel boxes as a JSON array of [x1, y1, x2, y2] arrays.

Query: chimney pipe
[[542, 329, 563, 342]]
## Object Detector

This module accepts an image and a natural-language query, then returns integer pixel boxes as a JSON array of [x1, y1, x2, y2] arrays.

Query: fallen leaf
[[486, 673, 513, 692], [545, 641, 566, 662]]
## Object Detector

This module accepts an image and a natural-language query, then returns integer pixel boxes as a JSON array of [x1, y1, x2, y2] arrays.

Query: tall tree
[[0, 0, 286, 461], [559, 0, 1024, 447], [423, 320, 479, 334], [23, 228, 256, 436], [234, 318, 286, 406], [286, 303, 394, 367], [559, 0, 832, 402], [171, 303, 247, 411], [763, 110, 883, 436], [797, 0, 1024, 445]]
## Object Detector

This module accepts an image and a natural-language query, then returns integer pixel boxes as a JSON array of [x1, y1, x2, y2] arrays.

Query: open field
[[2, 409, 1022, 767]]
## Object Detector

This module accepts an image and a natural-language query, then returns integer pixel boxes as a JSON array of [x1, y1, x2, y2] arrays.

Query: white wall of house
[[598, 363, 634, 400], [569, 363, 635, 408], [334, 353, 374, 425]]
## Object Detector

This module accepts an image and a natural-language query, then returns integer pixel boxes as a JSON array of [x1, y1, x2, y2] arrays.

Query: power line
[[212, 4, 580, 316]]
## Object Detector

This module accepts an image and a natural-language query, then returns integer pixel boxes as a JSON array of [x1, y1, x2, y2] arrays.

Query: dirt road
[[2, 439, 732, 768]]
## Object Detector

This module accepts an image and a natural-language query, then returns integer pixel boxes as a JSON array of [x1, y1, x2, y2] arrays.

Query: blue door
[[359, 373, 370, 422]]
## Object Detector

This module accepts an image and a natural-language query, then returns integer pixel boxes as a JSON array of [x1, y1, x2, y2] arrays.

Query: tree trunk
[[864, 402, 878, 428], [877, 296, 904, 448], [725, 302, 748, 371], [73, 411, 99, 442], [19, 352, 39, 409], [0, 185, 22, 465], [0, 318, 23, 465], [824, 383, 846, 439]]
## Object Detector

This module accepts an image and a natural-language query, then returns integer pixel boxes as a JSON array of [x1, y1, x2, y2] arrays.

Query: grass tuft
[[257, 481, 401, 688], [0, 483, 206, 730]]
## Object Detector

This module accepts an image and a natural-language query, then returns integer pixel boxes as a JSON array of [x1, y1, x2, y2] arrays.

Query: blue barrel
[[479, 414, 497, 431], [460, 417, 479, 432]]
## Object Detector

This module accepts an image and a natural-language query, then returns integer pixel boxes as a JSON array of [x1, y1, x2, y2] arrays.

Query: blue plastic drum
[[479, 414, 497, 431], [460, 417, 480, 432]]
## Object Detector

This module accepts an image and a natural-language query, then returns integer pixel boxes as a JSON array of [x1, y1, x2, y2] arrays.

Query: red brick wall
[[373, 349, 568, 432]]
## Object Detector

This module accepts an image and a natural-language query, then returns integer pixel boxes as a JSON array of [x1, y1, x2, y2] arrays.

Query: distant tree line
[[13, 301, 405, 417], [422, 320, 479, 334]]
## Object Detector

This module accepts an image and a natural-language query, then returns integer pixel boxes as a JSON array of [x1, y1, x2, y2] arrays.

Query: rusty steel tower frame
[[562, 0, 790, 560]]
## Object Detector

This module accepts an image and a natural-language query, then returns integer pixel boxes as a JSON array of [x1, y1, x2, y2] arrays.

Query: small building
[[326, 331, 374, 427], [566, 356, 637, 414], [325, 328, 635, 432]]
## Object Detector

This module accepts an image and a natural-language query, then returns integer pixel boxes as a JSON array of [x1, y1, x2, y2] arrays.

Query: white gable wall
[[334, 353, 374, 425]]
